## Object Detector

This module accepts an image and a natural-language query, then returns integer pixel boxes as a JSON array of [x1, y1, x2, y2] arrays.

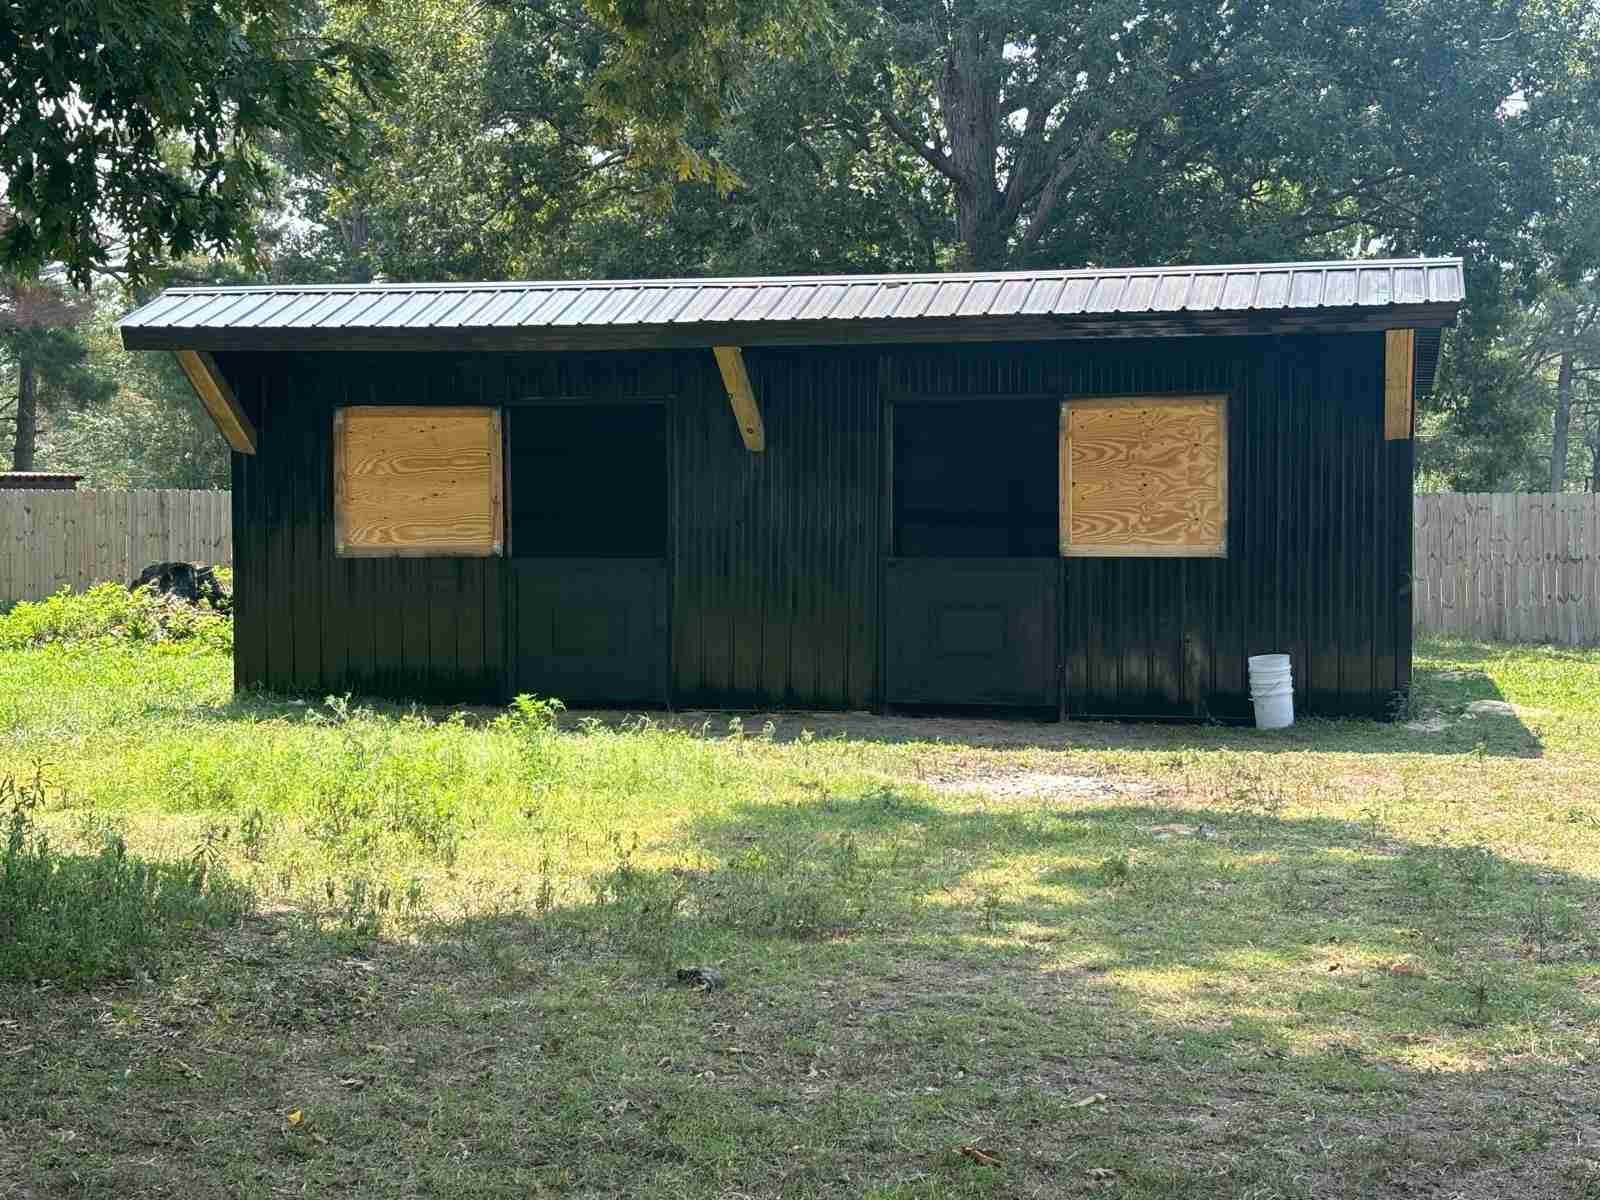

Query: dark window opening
[[508, 404, 667, 557], [893, 400, 1057, 556]]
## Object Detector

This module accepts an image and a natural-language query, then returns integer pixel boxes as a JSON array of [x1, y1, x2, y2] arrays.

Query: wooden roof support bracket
[[1384, 329, 1415, 441], [712, 345, 765, 451], [175, 349, 257, 454]]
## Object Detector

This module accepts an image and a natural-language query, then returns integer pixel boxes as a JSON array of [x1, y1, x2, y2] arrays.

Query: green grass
[[2, 630, 1600, 1197]]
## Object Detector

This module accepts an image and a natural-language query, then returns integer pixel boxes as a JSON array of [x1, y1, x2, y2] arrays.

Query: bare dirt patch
[[923, 768, 1158, 802]]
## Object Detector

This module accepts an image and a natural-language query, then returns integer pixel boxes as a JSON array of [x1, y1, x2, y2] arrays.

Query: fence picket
[[0, 489, 232, 607], [1414, 493, 1600, 645]]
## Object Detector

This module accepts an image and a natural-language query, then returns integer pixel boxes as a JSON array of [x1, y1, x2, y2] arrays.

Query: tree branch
[[875, 95, 966, 189]]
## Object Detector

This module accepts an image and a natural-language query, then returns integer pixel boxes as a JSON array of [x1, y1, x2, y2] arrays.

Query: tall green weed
[[0, 582, 231, 652]]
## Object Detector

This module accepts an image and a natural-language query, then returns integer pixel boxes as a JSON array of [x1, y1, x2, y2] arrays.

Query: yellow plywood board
[[1385, 328, 1415, 440], [1061, 394, 1227, 557], [334, 406, 503, 557]]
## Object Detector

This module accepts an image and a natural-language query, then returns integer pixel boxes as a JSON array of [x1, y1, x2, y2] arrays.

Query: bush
[[0, 581, 232, 651], [0, 769, 251, 987]]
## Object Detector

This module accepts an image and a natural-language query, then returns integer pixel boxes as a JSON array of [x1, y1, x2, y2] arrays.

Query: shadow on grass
[[7, 784, 1598, 1198]]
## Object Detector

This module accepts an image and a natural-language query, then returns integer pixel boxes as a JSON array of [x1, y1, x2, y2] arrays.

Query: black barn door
[[885, 398, 1061, 709], [506, 403, 669, 706]]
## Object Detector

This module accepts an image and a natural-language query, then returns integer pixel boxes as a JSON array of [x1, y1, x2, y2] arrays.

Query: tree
[[38, 299, 230, 489], [0, 279, 114, 470], [1, 0, 393, 286]]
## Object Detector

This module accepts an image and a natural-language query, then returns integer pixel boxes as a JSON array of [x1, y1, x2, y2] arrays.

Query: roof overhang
[[121, 302, 1458, 354], [120, 257, 1465, 356]]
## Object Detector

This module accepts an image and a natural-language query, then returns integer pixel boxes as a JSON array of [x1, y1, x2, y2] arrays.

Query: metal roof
[[119, 257, 1464, 353]]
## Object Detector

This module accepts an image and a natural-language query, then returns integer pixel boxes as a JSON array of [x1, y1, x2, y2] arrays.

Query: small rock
[[675, 966, 725, 992]]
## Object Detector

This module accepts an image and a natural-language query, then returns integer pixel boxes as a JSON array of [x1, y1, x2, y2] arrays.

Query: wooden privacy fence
[[1414, 493, 1600, 645], [1, 489, 232, 608]]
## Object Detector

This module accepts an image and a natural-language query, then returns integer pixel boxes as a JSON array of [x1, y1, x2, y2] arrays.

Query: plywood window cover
[[1061, 393, 1228, 558], [334, 406, 504, 557]]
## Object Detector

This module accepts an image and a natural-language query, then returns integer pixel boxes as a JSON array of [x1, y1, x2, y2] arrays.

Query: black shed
[[120, 256, 1461, 720]]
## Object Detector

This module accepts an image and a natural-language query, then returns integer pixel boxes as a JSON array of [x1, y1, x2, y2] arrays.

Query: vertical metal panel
[[671, 347, 880, 709]]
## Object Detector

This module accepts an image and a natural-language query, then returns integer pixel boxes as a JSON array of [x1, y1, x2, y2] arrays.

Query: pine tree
[[0, 279, 115, 470]]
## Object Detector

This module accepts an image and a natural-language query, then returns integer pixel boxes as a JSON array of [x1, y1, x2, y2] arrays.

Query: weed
[[0, 581, 231, 651], [1460, 966, 1496, 1027], [323, 875, 384, 948], [1446, 843, 1497, 892], [191, 821, 231, 882], [978, 888, 1005, 933], [590, 832, 687, 959], [0, 768, 250, 986], [1398, 847, 1442, 901], [1097, 853, 1133, 888], [239, 806, 269, 861]]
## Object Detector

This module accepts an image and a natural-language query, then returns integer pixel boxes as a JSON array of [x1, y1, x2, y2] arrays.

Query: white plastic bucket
[[1247, 653, 1294, 730]]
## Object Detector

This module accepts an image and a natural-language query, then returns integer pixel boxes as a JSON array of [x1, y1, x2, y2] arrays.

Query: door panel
[[885, 558, 1059, 707], [510, 559, 668, 705]]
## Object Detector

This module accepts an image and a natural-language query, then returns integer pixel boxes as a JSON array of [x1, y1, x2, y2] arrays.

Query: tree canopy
[[1, 0, 393, 286]]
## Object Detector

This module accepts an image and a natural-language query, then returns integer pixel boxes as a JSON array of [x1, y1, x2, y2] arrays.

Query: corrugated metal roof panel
[[1187, 274, 1224, 311], [231, 292, 316, 328], [1119, 275, 1158, 312], [1428, 264, 1462, 302], [1322, 269, 1358, 308], [1053, 276, 1094, 314], [1219, 272, 1257, 310], [1255, 271, 1290, 310], [863, 283, 906, 319], [407, 291, 473, 327], [432, 289, 501, 328], [829, 283, 877, 320], [926, 280, 972, 317], [1019, 278, 1062, 314], [1359, 268, 1391, 306], [525, 288, 584, 326], [703, 286, 757, 323], [367, 291, 428, 328], [459, 289, 519, 327], [584, 287, 639, 325], [184, 292, 264, 327], [1152, 274, 1191, 312], [550, 287, 613, 326], [768, 284, 817, 322], [991, 277, 1033, 315], [482, 288, 548, 327], [119, 290, 198, 328], [643, 285, 699, 324], [796, 283, 848, 320], [959, 279, 1004, 316], [742, 284, 790, 322], [1393, 266, 1428, 305], [321, 291, 393, 328], [118, 257, 1466, 347], [1289, 270, 1324, 308], [256, 292, 334, 328]]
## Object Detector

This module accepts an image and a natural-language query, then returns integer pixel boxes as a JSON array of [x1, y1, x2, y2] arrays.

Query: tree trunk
[[937, 21, 1007, 269], [1588, 415, 1600, 493], [1551, 347, 1574, 493], [11, 355, 37, 471]]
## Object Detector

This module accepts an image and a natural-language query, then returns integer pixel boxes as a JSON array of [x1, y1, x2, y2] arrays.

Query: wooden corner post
[[712, 346, 765, 451], [1384, 330, 1415, 441], [175, 350, 258, 454]]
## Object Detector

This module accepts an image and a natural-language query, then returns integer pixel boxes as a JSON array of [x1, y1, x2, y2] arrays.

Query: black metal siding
[[670, 349, 881, 709], [221, 331, 1411, 718], [883, 335, 1408, 718]]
